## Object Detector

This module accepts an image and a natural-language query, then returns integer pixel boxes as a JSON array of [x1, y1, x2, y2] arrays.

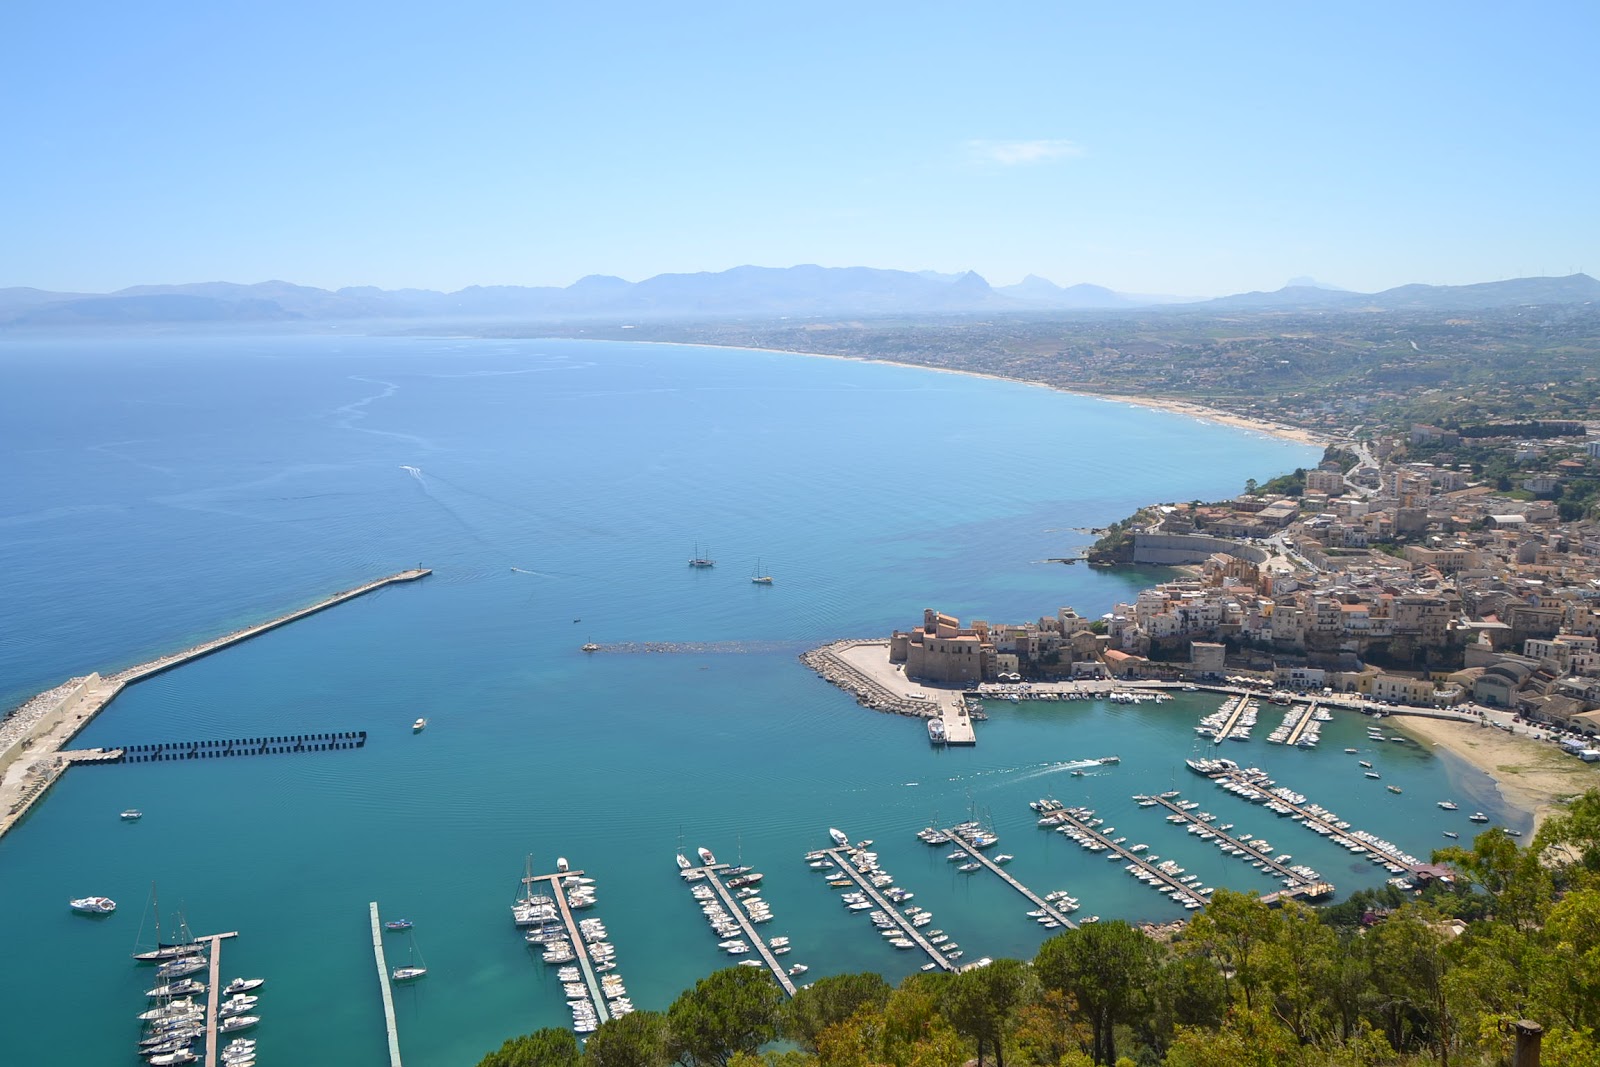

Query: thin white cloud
[[967, 139, 1084, 165]]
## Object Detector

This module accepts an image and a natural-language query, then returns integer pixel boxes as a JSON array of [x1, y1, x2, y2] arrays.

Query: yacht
[[413, 718, 427, 732], [218, 1016, 261, 1034], [120, 809, 143, 820], [223, 978, 265, 995], [556, 857, 570, 873], [146, 978, 206, 998], [69, 896, 116, 914], [927, 717, 947, 744], [828, 827, 849, 847], [676, 853, 692, 870], [1469, 812, 1490, 823], [1437, 801, 1459, 811], [697, 847, 717, 865], [392, 964, 427, 981]]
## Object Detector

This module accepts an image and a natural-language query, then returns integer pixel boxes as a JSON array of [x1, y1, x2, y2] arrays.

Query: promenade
[[0, 569, 430, 839]]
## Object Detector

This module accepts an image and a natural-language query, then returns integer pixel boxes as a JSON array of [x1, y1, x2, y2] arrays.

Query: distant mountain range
[[2, 267, 1596, 326]]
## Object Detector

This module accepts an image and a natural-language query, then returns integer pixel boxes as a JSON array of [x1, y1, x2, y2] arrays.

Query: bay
[[0, 334, 1500, 1065]]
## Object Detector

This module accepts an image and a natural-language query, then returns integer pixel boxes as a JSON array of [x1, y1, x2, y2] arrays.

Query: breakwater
[[0, 569, 429, 839], [800, 640, 937, 718]]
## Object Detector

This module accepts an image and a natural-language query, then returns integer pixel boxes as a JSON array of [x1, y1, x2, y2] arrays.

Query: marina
[[520, 865, 626, 1033], [1197, 763, 1428, 877], [1196, 694, 1254, 744], [368, 903, 404, 1067], [817, 836, 956, 972], [928, 826, 1077, 929], [1141, 792, 1333, 898], [1034, 799, 1209, 910], [679, 856, 798, 997]]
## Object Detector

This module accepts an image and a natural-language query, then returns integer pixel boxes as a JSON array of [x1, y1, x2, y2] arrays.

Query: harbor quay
[[0, 569, 430, 840]]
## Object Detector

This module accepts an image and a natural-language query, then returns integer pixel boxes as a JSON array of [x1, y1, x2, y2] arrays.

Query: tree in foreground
[[583, 1009, 671, 1067], [475, 1027, 581, 1067], [1034, 921, 1157, 1065], [782, 972, 891, 1053], [667, 966, 783, 1067]]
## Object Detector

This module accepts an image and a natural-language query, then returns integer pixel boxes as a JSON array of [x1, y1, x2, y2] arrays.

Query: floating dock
[[85, 731, 367, 764], [683, 863, 797, 997], [1211, 694, 1252, 745], [1143, 794, 1331, 895], [1281, 702, 1321, 747], [368, 904, 404, 1067], [821, 846, 956, 971], [1202, 766, 1425, 876], [1036, 802, 1208, 908], [939, 831, 1076, 929], [529, 870, 610, 1027]]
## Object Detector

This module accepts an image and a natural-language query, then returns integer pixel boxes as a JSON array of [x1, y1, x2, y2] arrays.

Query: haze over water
[[0, 335, 1510, 1065]]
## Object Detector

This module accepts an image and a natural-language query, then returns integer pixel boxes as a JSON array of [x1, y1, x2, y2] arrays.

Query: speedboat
[[70, 896, 116, 914], [1358, 760, 1373, 768], [698, 847, 716, 865], [1443, 831, 1459, 839], [556, 857, 570, 873], [384, 919, 413, 931], [1365, 772, 1380, 779], [121, 809, 143, 820], [1469, 812, 1490, 823], [1437, 801, 1459, 811], [413, 718, 427, 732], [992, 854, 1014, 865], [223, 978, 265, 995], [787, 964, 808, 976]]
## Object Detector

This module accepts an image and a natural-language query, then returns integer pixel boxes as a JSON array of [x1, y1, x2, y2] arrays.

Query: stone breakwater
[[0, 677, 88, 756], [799, 640, 936, 719]]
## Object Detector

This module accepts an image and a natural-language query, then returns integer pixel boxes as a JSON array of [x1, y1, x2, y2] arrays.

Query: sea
[[0, 332, 1522, 1065]]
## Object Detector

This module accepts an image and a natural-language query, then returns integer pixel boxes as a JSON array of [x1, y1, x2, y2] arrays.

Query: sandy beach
[[1393, 714, 1600, 833], [626, 340, 1331, 449]]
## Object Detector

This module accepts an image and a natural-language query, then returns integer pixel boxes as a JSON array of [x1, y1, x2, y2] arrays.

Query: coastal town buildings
[[889, 428, 1600, 740]]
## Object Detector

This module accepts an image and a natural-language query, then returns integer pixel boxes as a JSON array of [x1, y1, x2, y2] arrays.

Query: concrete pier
[[0, 569, 430, 840], [369, 903, 404, 1067], [1283, 702, 1319, 747], [687, 864, 797, 997], [940, 832, 1076, 928], [1210, 694, 1252, 745], [822, 847, 954, 972]]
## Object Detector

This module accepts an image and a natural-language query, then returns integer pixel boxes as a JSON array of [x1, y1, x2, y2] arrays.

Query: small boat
[[146, 978, 206, 998], [750, 559, 773, 585], [556, 857, 570, 873], [957, 862, 981, 872], [223, 978, 265, 995], [413, 718, 427, 732], [1365, 772, 1380, 779], [1437, 801, 1459, 811], [384, 919, 413, 931], [992, 854, 1014, 865], [218, 1016, 260, 1034], [121, 809, 143, 821], [1358, 760, 1373, 768], [828, 827, 849, 847], [147, 1052, 198, 1066], [1387, 785, 1402, 794], [1469, 812, 1490, 823], [787, 964, 808, 976], [392, 965, 427, 981], [156, 958, 207, 979], [676, 853, 692, 870], [688, 543, 715, 568], [698, 847, 716, 865], [1343, 748, 1358, 754], [1443, 831, 1459, 839], [69, 896, 116, 914], [581, 642, 600, 653]]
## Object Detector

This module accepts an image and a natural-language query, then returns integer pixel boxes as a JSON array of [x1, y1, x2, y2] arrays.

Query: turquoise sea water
[[0, 334, 1517, 1065]]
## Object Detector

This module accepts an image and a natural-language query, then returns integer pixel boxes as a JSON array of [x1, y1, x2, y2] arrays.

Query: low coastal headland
[[0, 568, 430, 840]]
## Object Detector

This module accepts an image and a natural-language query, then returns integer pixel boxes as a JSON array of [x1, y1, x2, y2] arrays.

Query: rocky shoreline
[[799, 640, 939, 719]]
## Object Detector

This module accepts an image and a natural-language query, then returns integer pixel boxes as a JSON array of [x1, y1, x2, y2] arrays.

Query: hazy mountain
[[5, 269, 1595, 326], [1201, 273, 1599, 312], [996, 274, 1140, 308], [1285, 276, 1350, 291]]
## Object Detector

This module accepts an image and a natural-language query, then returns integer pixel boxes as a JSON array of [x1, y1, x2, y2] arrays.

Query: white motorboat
[[218, 1016, 260, 1033], [69, 895, 116, 914], [697, 846, 716, 865], [828, 827, 849, 847], [146, 978, 206, 998], [223, 977, 265, 995], [412, 717, 427, 732], [121, 809, 143, 821], [676, 853, 692, 869]]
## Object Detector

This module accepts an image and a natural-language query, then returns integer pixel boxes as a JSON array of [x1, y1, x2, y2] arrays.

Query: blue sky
[[3, 2, 1596, 296]]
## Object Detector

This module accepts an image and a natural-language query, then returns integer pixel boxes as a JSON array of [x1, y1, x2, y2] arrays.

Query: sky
[[3, 1, 1597, 297]]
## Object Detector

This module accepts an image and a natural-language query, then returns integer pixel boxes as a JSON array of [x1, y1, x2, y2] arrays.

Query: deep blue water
[[0, 333, 1506, 1065]]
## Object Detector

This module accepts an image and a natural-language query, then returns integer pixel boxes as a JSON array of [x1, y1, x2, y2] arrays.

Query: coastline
[[615, 339, 1331, 449], [1392, 714, 1600, 833]]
